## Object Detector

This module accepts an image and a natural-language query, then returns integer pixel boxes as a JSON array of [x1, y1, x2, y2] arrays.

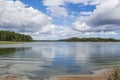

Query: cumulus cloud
[[0, 0, 119, 40], [88, 0, 120, 26], [0, 0, 51, 32], [43, 0, 64, 6], [43, 0, 67, 17], [99, 31, 117, 35], [46, 6, 68, 17], [73, 0, 120, 32], [73, 21, 90, 31], [80, 12, 93, 16], [42, 0, 106, 17], [43, 0, 120, 33], [42, 0, 93, 17], [31, 25, 70, 40]]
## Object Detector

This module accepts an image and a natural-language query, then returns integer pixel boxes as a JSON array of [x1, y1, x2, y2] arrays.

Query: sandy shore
[[0, 68, 113, 80], [44, 68, 113, 80]]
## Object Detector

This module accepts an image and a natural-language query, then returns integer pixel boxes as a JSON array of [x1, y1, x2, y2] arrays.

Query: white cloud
[[80, 12, 92, 16], [65, 0, 91, 5], [43, 0, 67, 17], [42, 0, 108, 16], [73, 21, 90, 31], [25, 0, 120, 39], [43, 0, 93, 6], [46, 6, 68, 17], [99, 31, 117, 35], [88, 0, 120, 26], [73, 0, 120, 32], [42, 0, 109, 17], [0, 0, 120, 40], [43, 0, 64, 6], [39, 24, 55, 34], [42, 0, 94, 17], [0, 0, 51, 32], [89, 0, 105, 5], [31, 25, 70, 40]]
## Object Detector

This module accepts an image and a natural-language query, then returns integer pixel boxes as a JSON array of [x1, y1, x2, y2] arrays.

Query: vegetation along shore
[[0, 30, 33, 44], [59, 37, 120, 42]]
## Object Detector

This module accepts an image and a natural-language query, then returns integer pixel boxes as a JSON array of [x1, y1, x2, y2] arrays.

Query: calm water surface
[[0, 42, 120, 80]]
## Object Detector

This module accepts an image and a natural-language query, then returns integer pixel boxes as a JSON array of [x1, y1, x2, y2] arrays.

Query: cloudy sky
[[0, 0, 120, 40]]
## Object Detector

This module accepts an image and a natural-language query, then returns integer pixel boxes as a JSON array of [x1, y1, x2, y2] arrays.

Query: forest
[[0, 30, 33, 41], [59, 37, 120, 42]]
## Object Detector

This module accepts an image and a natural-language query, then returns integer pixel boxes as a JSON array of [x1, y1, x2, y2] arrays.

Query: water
[[0, 42, 120, 80]]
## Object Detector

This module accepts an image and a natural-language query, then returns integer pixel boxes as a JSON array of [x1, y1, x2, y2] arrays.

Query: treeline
[[0, 31, 33, 41], [59, 37, 120, 42]]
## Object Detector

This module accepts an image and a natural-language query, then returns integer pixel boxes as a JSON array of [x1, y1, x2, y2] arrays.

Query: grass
[[0, 41, 23, 44], [108, 67, 120, 80], [107, 53, 120, 80]]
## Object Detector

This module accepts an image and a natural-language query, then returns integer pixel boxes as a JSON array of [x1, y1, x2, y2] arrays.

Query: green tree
[[0, 30, 33, 41]]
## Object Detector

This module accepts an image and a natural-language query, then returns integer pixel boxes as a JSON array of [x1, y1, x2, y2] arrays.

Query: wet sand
[[0, 68, 113, 80], [45, 68, 113, 80]]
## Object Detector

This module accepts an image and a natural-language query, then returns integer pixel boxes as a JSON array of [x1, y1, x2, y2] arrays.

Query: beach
[[0, 67, 116, 80], [45, 68, 113, 80]]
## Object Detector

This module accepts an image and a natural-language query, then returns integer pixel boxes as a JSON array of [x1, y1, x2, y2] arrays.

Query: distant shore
[[59, 37, 120, 42], [34, 37, 120, 42]]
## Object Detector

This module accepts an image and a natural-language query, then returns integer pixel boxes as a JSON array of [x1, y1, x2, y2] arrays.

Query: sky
[[0, 0, 120, 40]]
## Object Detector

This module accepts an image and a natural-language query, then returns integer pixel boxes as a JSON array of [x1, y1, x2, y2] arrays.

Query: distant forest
[[59, 37, 120, 42], [0, 31, 33, 41]]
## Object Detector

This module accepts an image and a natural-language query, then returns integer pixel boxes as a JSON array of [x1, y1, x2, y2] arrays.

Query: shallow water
[[0, 42, 120, 80]]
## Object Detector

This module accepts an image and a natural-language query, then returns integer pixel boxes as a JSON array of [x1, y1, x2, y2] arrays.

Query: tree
[[0, 30, 33, 41]]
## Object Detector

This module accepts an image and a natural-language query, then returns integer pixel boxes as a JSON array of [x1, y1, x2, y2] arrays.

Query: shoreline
[[44, 68, 113, 80], [0, 68, 114, 80], [0, 41, 28, 44]]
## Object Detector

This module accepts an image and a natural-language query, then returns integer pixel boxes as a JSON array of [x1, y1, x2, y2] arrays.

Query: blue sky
[[0, 0, 120, 40], [20, 0, 47, 13], [20, 0, 96, 25]]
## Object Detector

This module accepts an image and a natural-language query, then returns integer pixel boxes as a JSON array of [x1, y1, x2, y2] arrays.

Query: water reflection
[[0, 48, 16, 57], [0, 47, 31, 57], [0, 42, 120, 79]]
